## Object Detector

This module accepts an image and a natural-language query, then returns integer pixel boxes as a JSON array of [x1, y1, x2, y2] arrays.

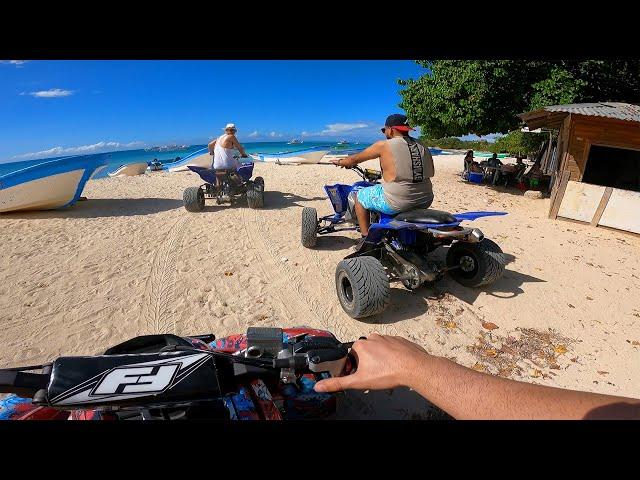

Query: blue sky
[[0, 60, 435, 162]]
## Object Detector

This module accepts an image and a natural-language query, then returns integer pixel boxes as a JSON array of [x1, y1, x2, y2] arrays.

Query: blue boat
[[0, 154, 110, 213]]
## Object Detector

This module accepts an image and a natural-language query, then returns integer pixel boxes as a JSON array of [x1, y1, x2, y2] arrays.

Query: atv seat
[[393, 208, 458, 224]]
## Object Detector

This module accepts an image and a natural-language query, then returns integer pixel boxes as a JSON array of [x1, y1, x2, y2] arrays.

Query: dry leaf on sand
[[482, 322, 499, 330], [554, 345, 568, 354]]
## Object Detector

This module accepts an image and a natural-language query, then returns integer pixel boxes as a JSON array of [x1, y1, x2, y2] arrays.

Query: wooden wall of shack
[[545, 114, 640, 220]]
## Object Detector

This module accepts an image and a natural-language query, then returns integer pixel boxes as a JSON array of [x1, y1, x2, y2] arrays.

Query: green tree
[[399, 60, 640, 139]]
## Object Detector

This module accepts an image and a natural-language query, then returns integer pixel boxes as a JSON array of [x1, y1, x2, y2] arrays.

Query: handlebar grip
[[344, 353, 357, 376]]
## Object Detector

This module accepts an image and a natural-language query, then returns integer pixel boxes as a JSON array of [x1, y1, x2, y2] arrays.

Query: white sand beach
[[2, 154, 640, 410]]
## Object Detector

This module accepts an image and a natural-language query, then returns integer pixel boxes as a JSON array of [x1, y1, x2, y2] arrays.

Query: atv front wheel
[[446, 239, 506, 287], [183, 186, 205, 212], [335, 256, 390, 319], [301, 207, 318, 248], [246, 181, 264, 209]]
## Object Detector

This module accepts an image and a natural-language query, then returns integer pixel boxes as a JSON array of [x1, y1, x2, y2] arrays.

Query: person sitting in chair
[[332, 114, 435, 245], [487, 152, 503, 168], [500, 156, 526, 185], [463, 150, 474, 175]]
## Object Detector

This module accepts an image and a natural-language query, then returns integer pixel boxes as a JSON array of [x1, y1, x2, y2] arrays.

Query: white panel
[[557, 181, 606, 223], [599, 188, 640, 234]]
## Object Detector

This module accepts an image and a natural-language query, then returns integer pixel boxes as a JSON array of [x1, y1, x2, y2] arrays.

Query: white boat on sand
[[108, 162, 148, 177], [164, 148, 212, 172], [250, 148, 330, 165], [0, 154, 110, 213]]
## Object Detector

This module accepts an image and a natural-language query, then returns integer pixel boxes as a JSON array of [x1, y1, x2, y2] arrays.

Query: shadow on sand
[[334, 387, 452, 420], [314, 234, 358, 252], [444, 268, 546, 304], [0, 198, 185, 219], [359, 287, 434, 325], [261, 191, 326, 210], [429, 247, 545, 304]]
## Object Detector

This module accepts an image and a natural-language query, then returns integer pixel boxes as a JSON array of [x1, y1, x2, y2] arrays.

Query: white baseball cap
[[224, 123, 236, 130]]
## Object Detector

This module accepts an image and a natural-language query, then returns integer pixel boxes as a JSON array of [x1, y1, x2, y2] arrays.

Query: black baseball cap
[[383, 114, 415, 132]]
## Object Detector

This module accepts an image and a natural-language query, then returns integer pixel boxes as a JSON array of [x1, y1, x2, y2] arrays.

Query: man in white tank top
[[208, 123, 249, 171]]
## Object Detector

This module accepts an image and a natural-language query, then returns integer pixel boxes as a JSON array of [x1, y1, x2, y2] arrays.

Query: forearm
[[343, 144, 382, 167], [408, 355, 640, 420]]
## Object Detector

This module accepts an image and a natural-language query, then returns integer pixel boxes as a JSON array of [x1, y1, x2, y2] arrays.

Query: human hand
[[331, 157, 352, 168], [314, 333, 430, 393]]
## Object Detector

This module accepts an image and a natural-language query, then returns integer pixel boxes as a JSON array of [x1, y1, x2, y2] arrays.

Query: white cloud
[[248, 130, 259, 137], [1, 60, 28, 67], [27, 88, 74, 98], [269, 131, 283, 138], [300, 131, 309, 137], [321, 122, 369, 135], [12, 141, 144, 160]]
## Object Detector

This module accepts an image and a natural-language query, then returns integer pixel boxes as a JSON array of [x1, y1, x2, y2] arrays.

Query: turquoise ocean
[[0, 142, 447, 178]]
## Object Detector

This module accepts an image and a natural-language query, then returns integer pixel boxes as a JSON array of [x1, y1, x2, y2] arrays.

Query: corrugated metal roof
[[543, 102, 640, 123]]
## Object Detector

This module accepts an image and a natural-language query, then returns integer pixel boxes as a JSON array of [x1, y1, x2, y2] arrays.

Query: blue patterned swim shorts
[[355, 184, 399, 215]]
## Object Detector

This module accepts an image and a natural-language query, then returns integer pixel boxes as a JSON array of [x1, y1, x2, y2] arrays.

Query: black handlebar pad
[[39, 351, 223, 408], [0, 370, 50, 397]]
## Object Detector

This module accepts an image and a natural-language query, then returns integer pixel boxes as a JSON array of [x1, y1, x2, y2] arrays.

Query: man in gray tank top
[[332, 114, 435, 238]]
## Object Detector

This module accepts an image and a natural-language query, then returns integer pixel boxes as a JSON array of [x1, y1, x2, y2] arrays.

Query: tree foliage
[[400, 60, 640, 139], [421, 130, 547, 158]]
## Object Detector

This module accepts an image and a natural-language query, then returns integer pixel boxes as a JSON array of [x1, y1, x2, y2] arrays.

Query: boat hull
[[108, 162, 148, 177], [166, 151, 212, 172], [0, 154, 109, 213], [251, 150, 329, 165]]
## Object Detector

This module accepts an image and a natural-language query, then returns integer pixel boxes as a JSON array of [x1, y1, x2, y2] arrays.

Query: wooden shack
[[518, 102, 640, 234]]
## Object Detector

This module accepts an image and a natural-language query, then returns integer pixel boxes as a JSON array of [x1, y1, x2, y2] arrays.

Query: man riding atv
[[208, 123, 250, 181], [332, 114, 435, 246]]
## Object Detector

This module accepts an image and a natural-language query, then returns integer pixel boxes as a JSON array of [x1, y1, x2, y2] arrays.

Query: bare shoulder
[[372, 140, 388, 152]]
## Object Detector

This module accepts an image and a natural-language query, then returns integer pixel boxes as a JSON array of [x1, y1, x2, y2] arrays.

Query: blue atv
[[300, 166, 507, 318], [183, 159, 264, 211]]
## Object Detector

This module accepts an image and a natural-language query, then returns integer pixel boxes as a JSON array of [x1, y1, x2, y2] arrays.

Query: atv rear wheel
[[335, 256, 390, 319], [183, 186, 205, 212], [301, 207, 318, 248], [246, 180, 264, 209], [446, 239, 506, 287]]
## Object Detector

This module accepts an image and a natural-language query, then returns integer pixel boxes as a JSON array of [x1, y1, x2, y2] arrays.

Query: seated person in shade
[[487, 153, 503, 168], [500, 157, 526, 185], [463, 150, 484, 174], [463, 150, 474, 172], [469, 161, 484, 173], [501, 156, 524, 172]]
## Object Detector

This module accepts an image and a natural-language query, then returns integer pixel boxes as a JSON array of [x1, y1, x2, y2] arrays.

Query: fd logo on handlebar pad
[[48, 352, 212, 406], [92, 365, 180, 395]]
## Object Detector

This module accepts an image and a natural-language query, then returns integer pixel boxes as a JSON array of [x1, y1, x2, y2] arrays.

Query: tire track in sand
[[241, 206, 362, 343], [139, 216, 190, 334]]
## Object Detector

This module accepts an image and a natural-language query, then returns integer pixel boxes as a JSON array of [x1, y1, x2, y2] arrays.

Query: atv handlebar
[[0, 329, 356, 410], [351, 165, 382, 183]]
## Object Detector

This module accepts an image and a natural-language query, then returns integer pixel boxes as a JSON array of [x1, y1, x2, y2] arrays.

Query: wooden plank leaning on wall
[[590, 187, 614, 226], [549, 170, 571, 219], [548, 115, 572, 218]]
